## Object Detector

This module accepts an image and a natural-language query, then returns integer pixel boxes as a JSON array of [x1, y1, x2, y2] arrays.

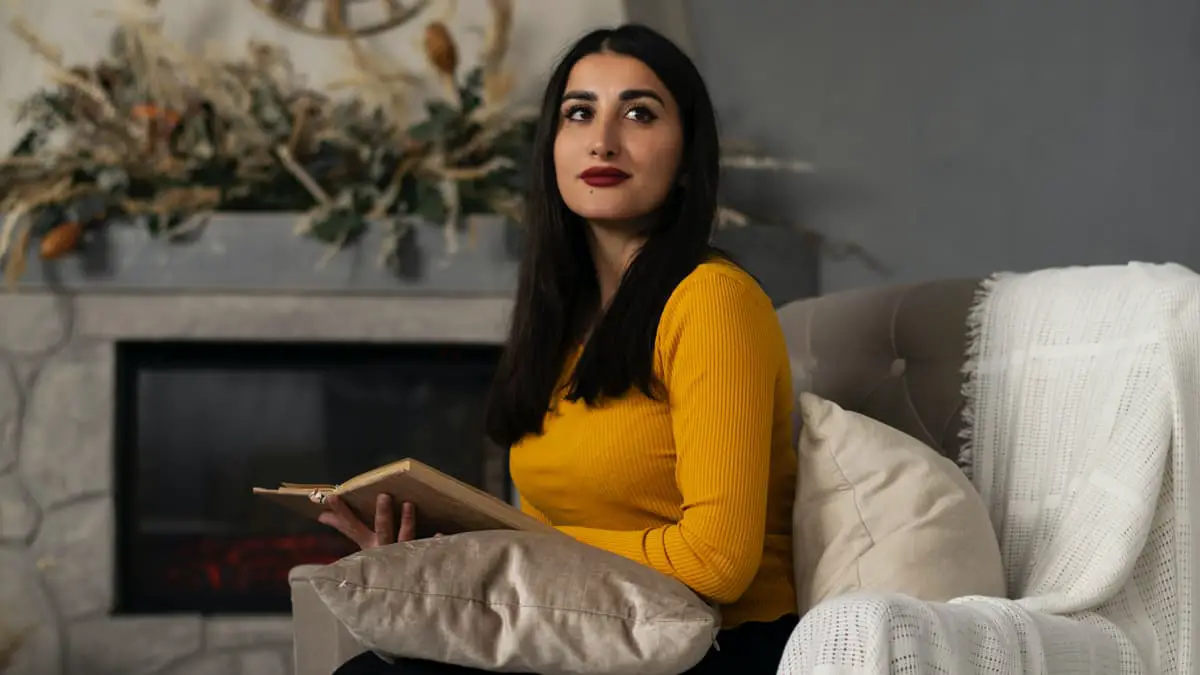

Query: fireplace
[[113, 338, 506, 615]]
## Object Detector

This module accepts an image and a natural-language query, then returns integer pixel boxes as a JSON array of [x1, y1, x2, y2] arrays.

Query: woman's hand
[[318, 493, 416, 550]]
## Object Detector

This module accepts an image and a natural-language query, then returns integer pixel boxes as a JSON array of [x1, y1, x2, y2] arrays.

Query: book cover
[[252, 458, 559, 538]]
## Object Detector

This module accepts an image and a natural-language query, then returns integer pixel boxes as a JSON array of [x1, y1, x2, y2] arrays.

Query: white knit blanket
[[779, 263, 1200, 675]]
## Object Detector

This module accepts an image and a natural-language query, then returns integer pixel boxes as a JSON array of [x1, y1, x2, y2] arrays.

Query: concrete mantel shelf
[[8, 213, 523, 297]]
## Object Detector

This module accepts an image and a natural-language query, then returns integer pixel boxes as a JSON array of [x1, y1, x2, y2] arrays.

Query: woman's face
[[553, 52, 684, 227]]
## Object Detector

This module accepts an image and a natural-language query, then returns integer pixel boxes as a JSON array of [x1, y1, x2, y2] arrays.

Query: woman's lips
[[580, 166, 631, 187]]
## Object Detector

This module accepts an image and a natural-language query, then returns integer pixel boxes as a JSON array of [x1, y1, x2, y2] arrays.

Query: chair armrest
[[777, 593, 1144, 675], [290, 564, 367, 675]]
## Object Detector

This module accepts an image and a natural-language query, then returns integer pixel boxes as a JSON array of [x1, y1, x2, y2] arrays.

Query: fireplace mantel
[[0, 216, 520, 675]]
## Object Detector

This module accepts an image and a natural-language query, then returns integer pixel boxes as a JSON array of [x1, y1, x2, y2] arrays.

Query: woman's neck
[[586, 224, 645, 307]]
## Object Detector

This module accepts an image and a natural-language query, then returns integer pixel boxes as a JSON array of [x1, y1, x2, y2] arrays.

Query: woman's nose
[[588, 120, 620, 160], [589, 142, 618, 160]]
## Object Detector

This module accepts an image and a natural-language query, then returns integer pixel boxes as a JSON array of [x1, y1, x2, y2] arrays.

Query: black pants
[[332, 614, 799, 675]]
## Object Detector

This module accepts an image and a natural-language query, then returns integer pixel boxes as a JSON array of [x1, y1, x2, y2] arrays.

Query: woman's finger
[[374, 493, 395, 546], [321, 495, 373, 548], [397, 501, 416, 542], [317, 509, 360, 545]]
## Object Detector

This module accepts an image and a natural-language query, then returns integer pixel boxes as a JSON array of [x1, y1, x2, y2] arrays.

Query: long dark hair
[[483, 24, 722, 448]]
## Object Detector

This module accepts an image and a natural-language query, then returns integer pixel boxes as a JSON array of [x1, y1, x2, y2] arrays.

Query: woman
[[325, 23, 799, 674]]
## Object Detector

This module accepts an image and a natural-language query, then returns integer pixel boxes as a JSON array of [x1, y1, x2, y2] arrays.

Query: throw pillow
[[308, 530, 720, 674], [793, 393, 1007, 615]]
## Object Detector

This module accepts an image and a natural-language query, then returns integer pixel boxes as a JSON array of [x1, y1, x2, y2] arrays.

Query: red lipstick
[[579, 166, 630, 187]]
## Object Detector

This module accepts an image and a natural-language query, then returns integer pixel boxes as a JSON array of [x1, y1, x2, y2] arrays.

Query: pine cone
[[39, 222, 84, 260], [424, 22, 458, 77]]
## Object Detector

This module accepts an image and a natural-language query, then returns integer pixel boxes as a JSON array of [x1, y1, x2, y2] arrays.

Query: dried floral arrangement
[[0, 0, 848, 286], [0, 0, 535, 283]]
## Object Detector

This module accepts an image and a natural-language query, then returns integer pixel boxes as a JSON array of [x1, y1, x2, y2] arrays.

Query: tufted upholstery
[[775, 279, 981, 466]]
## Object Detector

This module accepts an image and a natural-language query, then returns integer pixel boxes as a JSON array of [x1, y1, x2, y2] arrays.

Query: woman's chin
[[568, 201, 654, 225]]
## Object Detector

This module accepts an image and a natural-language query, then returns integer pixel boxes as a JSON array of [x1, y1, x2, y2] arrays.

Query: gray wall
[[681, 1, 1200, 292]]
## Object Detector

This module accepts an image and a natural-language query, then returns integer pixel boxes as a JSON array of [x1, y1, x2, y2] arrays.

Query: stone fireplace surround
[[0, 289, 514, 675], [0, 216, 814, 675], [0, 218, 520, 675]]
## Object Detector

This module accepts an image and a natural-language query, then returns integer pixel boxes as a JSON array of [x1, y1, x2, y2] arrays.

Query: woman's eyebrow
[[560, 89, 665, 105], [619, 89, 664, 105]]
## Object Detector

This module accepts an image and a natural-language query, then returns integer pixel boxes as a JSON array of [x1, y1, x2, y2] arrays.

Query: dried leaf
[[309, 207, 367, 245], [39, 221, 84, 259], [423, 22, 458, 77]]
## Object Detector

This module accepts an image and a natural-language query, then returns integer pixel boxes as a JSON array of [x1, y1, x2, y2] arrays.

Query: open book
[[252, 458, 559, 538]]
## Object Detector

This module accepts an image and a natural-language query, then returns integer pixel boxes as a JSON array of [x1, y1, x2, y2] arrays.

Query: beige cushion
[[308, 530, 719, 674], [793, 393, 1007, 615]]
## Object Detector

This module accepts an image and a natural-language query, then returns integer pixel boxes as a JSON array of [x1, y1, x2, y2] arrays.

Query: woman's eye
[[563, 105, 592, 122], [625, 106, 657, 123]]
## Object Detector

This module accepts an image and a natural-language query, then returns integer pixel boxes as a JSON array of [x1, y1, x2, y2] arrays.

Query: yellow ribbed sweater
[[509, 260, 797, 627]]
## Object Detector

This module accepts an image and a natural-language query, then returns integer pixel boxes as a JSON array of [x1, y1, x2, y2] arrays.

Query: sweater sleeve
[[556, 270, 778, 604], [518, 494, 553, 526]]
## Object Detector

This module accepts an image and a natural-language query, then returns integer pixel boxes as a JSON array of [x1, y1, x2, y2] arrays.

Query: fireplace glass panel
[[114, 339, 505, 615]]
